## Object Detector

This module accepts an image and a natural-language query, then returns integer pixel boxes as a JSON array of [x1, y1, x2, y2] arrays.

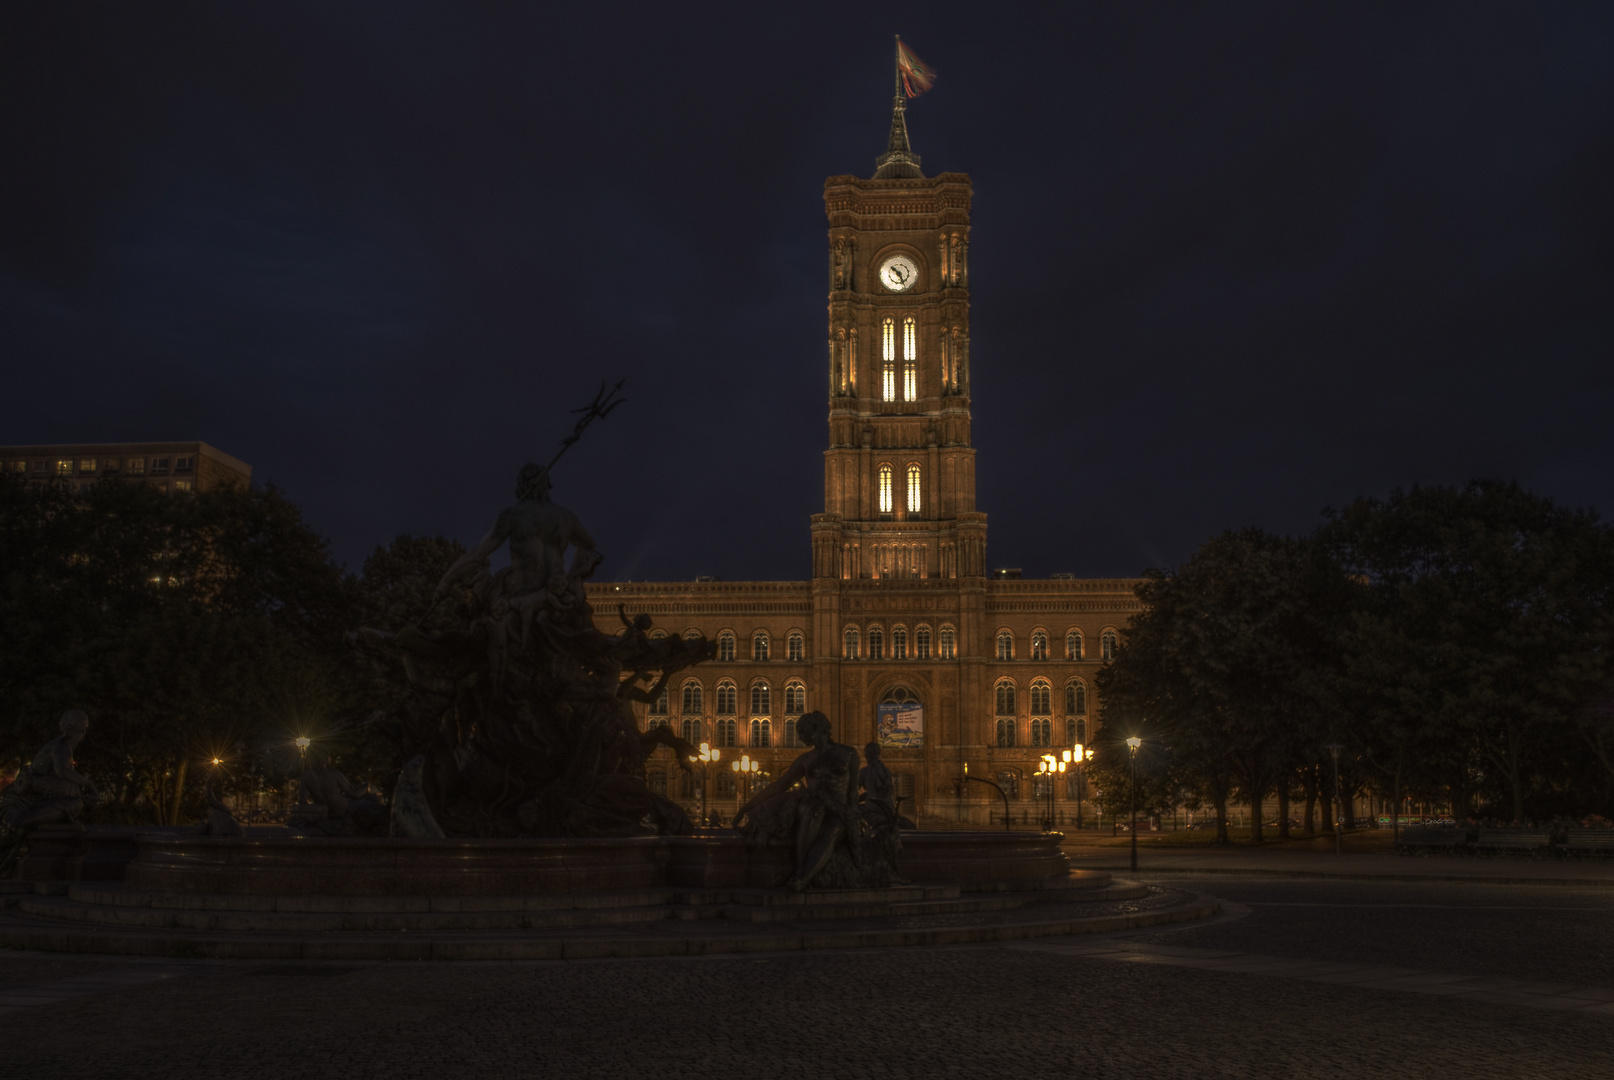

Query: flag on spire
[[896, 38, 936, 99]]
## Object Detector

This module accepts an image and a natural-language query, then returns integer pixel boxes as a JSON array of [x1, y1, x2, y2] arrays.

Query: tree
[[1326, 482, 1614, 822]]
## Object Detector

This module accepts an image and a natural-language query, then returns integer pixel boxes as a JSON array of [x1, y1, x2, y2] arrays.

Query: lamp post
[[692, 742, 721, 827], [731, 754, 760, 806], [1325, 743, 1344, 855], [1072, 744, 1093, 832], [1126, 736, 1143, 872]]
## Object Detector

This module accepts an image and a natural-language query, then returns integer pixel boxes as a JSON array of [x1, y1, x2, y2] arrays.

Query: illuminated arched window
[[752, 632, 769, 662], [878, 464, 893, 514], [1031, 718, 1052, 747], [995, 681, 1016, 716], [844, 628, 859, 659], [750, 683, 770, 715], [787, 631, 804, 661], [716, 682, 737, 715], [996, 719, 1017, 748], [996, 631, 1014, 661], [1031, 631, 1048, 661], [906, 463, 921, 513], [681, 682, 702, 715], [785, 682, 806, 714], [1066, 630, 1084, 660], [717, 632, 735, 662], [902, 316, 917, 401], [881, 317, 896, 402], [1101, 629, 1118, 661], [1065, 681, 1087, 716], [1030, 680, 1052, 715], [914, 626, 932, 659], [750, 718, 771, 747], [867, 628, 884, 661], [716, 719, 737, 747], [939, 626, 956, 660], [891, 627, 908, 660]]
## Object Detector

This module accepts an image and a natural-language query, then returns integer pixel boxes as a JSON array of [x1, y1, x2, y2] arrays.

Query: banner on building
[[877, 702, 924, 748]]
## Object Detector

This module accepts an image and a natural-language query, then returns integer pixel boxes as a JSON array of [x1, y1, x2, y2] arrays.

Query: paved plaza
[[3, 870, 1612, 1079]]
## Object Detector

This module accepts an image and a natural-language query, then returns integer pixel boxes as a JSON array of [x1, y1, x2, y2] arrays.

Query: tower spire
[[873, 35, 923, 179]]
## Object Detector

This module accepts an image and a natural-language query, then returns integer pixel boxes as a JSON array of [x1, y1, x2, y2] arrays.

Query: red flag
[[897, 40, 936, 99]]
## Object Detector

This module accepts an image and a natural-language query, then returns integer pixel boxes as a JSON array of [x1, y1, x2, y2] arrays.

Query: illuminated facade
[[0, 441, 251, 494], [589, 89, 1139, 824]]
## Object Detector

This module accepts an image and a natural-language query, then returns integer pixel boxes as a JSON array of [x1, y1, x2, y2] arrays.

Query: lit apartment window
[[79, 459, 97, 473], [878, 464, 893, 514], [56, 460, 72, 477], [906, 464, 921, 513], [881, 317, 896, 402], [787, 632, 804, 661], [902, 317, 917, 401], [914, 627, 931, 659], [173, 480, 192, 492], [128, 458, 146, 476]]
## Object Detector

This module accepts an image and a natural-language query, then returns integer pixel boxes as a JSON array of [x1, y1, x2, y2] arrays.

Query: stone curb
[[1085, 866, 1614, 887], [0, 893, 1218, 962]]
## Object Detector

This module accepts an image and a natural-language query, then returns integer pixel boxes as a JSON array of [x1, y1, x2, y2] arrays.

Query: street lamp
[[691, 742, 721, 827], [1072, 744, 1093, 832], [1036, 753, 1069, 832], [731, 754, 761, 806], [1125, 736, 1143, 872], [1325, 742, 1344, 855]]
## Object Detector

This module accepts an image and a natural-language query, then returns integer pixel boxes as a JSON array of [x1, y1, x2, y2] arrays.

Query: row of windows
[[665, 681, 807, 717], [843, 625, 956, 661], [3, 456, 192, 477], [875, 462, 924, 515], [995, 629, 1118, 662], [995, 717, 1091, 748], [654, 715, 808, 750], [698, 630, 806, 663], [994, 679, 1088, 717], [649, 767, 918, 801]]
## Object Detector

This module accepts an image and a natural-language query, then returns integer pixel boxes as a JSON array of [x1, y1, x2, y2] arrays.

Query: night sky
[[4, 3, 1611, 582]]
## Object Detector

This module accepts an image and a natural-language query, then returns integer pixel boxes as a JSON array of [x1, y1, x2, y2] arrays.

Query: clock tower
[[811, 82, 983, 586]]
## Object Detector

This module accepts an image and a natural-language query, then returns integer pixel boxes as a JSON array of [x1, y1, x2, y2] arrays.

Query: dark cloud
[[3, 2, 1611, 579]]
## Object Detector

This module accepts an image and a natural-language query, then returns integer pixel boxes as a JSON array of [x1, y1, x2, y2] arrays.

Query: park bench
[[1558, 830, 1614, 857], [1473, 827, 1553, 857], [1395, 826, 1469, 856]]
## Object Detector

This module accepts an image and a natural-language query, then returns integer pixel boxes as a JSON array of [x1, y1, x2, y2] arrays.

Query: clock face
[[879, 255, 918, 292]]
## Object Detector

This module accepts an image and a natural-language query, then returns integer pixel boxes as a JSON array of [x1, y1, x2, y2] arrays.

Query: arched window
[[1031, 631, 1048, 661], [891, 627, 908, 660], [902, 316, 918, 401], [996, 631, 1014, 661], [787, 631, 804, 661], [646, 716, 670, 732], [750, 683, 771, 716], [651, 685, 669, 715], [784, 718, 801, 747], [716, 682, 737, 715], [679, 771, 698, 799], [1101, 629, 1118, 661], [650, 629, 667, 640], [1031, 718, 1052, 747], [881, 317, 896, 402], [995, 681, 1016, 716], [1065, 717, 1079, 746], [681, 681, 703, 715], [785, 682, 806, 714], [906, 463, 922, 513], [716, 771, 736, 796], [717, 631, 736, 662], [867, 628, 884, 661], [1030, 680, 1052, 715], [844, 628, 860, 659], [1065, 681, 1087, 716], [939, 626, 956, 659], [681, 718, 702, 746], [750, 718, 771, 747], [878, 464, 893, 514], [683, 629, 702, 641], [914, 626, 931, 659], [716, 718, 737, 747], [1066, 630, 1084, 660], [996, 719, 1017, 748], [752, 632, 769, 662]]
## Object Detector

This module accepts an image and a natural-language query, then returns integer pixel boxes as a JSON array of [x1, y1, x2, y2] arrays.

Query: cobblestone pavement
[[2, 878, 1611, 1079]]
